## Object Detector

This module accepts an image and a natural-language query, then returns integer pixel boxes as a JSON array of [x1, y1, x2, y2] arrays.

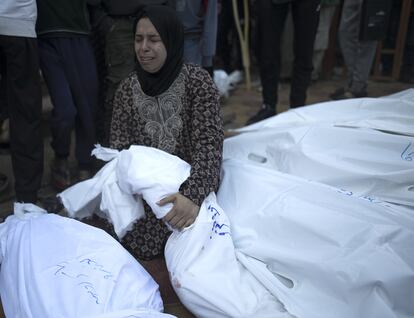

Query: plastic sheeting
[[61, 145, 289, 318], [59, 145, 190, 238], [0, 203, 175, 318], [56, 91, 414, 318], [237, 90, 414, 136], [223, 125, 414, 208], [165, 193, 291, 318], [224, 90, 414, 210], [213, 70, 242, 98], [216, 90, 414, 317], [217, 159, 414, 318]]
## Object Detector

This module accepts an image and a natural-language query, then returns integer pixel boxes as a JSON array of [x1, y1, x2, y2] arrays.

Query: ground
[[0, 75, 411, 317]]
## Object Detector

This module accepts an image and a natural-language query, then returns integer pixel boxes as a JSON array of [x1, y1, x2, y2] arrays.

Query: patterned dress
[[109, 63, 224, 260]]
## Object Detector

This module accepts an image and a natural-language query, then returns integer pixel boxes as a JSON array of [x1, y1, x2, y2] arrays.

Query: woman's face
[[135, 17, 167, 73]]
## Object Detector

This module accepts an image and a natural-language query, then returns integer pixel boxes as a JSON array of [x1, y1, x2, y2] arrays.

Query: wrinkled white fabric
[[238, 89, 414, 136], [59, 145, 190, 238], [165, 193, 291, 318], [224, 125, 414, 209], [0, 203, 173, 318], [62, 146, 289, 317], [116, 145, 191, 219], [57, 90, 414, 318], [59, 146, 144, 239], [217, 159, 414, 318], [93, 309, 176, 318], [214, 70, 242, 98]]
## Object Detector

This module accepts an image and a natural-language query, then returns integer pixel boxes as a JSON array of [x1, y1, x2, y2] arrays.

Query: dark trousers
[[38, 37, 98, 167], [216, 0, 243, 73], [258, 0, 320, 109], [103, 18, 136, 146], [0, 35, 43, 203]]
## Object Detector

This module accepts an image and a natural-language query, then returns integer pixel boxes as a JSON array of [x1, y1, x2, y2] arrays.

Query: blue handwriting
[[401, 142, 414, 161], [54, 258, 116, 305], [207, 204, 231, 239]]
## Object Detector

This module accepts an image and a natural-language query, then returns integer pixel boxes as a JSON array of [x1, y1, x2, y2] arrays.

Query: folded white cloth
[[0, 203, 174, 318], [59, 145, 191, 238]]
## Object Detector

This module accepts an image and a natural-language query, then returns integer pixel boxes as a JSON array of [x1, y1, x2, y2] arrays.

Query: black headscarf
[[134, 5, 184, 97]]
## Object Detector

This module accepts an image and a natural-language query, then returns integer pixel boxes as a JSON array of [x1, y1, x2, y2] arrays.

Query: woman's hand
[[158, 193, 199, 230]]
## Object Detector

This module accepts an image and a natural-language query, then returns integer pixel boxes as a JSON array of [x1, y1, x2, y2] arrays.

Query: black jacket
[[89, 0, 174, 33]]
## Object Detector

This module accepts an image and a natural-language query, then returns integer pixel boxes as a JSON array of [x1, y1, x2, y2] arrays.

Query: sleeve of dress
[[179, 66, 224, 206], [109, 77, 133, 150]]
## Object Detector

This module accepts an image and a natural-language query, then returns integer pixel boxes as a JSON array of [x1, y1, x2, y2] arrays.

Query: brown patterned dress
[[109, 64, 224, 260]]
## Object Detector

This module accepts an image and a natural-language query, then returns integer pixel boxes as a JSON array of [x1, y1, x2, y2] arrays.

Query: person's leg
[[290, 0, 320, 108], [1, 35, 43, 203], [60, 37, 98, 174], [39, 39, 76, 159], [39, 38, 77, 190], [0, 50, 10, 146], [89, 24, 108, 144], [338, 0, 360, 90], [350, 7, 377, 94], [183, 38, 203, 65], [216, 0, 234, 72], [337, 0, 376, 96], [246, 0, 288, 125], [0, 51, 9, 194], [104, 17, 136, 145], [0, 50, 7, 120], [259, 0, 288, 110], [350, 45, 377, 94], [312, 5, 337, 80], [401, 9, 414, 82]]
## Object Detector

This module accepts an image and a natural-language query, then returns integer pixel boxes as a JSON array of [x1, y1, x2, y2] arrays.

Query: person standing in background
[[0, 0, 44, 203], [312, 0, 340, 81], [175, 0, 218, 77], [246, 0, 320, 125], [215, 0, 244, 73], [0, 55, 10, 195], [88, 0, 173, 145], [36, 0, 99, 190], [330, 0, 378, 99]]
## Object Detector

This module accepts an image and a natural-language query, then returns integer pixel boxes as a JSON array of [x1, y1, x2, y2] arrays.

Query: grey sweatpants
[[339, 0, 377, 93]]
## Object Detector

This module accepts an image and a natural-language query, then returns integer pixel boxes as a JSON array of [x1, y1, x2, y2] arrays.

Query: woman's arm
[[109, 76, 134, 150], [179, 65, 224, 206]]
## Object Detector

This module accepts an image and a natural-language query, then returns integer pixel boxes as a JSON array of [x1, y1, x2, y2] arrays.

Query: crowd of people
[[0, 0, 409, 259]]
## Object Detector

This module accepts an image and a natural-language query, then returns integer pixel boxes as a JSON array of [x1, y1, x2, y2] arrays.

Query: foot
[[39, 195, 64, 213], [330, 87, 367, 100], [245, 104, 276, 126], [77, 169, 93, 182], [0, 172, 9, 193], [51, 158, 71, 191]]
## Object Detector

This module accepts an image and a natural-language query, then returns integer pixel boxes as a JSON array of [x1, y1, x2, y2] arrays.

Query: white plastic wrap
[[58, 145, 144, 239], [116, 145, 191, 219], [0, 203, 175, 318], [213, 70, 242, 98], [57, 89, 414, 318], [217, 159, 414, 318], [59, 145, 190, 238], [238, 89, 414, 136], [62, 145, 287, 318], [165, 193, 290, 318], [224, 125, 414, 208]]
